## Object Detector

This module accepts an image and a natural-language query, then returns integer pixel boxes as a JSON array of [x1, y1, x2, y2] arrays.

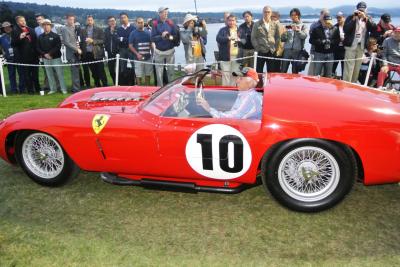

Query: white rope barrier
[[4, 57, 116, 68], [375, 58, 400, 67], [1, 52, 400, 98], [257, 55, 367, 63]]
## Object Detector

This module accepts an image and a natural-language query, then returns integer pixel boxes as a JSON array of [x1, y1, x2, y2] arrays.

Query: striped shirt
[[209, 89, 263, 120]]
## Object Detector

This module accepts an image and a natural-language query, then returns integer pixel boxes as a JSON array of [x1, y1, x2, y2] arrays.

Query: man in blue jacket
[[151, 7, 179, 86], [216, 14, 241, 86], [0, 21, 25, 94]]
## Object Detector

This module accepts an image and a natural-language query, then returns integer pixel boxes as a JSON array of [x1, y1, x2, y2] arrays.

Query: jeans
[[83, 52, 108, 87], [281, 49, 302, 74], [68, 55, 81, 92], [313, 52, 334, 78], [23, 65, 41, 93], [7, 64, 25, 93], [256, 51, 278, 73], [43, 57, 67, 93], [118, 48, 135, 86], [333, 48, 345, 79]]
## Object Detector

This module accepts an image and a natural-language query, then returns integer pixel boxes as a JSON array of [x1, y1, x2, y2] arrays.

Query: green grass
[[0, 88, 399, 266]]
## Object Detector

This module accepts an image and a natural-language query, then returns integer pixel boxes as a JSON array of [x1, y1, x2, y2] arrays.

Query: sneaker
[[62, 91, 68, 95], [47, 91, 56, 95]]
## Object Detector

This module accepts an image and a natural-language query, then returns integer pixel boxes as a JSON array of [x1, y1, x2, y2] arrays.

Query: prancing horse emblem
[[92, 114, 110, 134]]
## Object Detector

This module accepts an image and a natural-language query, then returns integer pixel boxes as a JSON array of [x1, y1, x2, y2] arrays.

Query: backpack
[[153, 18, 181, 47]]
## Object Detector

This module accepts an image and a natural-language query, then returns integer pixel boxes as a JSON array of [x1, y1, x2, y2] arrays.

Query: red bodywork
[[1, 73, 400, 188]]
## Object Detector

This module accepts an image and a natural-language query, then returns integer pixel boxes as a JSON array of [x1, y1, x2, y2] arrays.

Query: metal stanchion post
[[0, 57, 7, 97], [364, 54, 375, 87], [115, 54, 120, 86], [253, 52, 258, 70]]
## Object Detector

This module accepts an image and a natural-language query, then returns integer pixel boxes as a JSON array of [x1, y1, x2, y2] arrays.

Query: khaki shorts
[[135, 59, 153, 78]]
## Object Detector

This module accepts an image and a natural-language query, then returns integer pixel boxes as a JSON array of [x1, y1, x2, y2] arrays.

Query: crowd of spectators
[[0, 2, 400, 94]]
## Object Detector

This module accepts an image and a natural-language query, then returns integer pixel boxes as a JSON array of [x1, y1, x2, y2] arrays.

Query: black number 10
[[197, 134, 244, 173]]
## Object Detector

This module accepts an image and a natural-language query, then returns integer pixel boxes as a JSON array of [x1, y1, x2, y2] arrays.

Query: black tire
[[261, 139, 355, 212], [15, 131, 80, 187]]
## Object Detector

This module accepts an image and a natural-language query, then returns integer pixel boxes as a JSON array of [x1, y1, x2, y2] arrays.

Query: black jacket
[[11, 25, 38, 63], [79, 25, 105, 59], [343, 15, 376, 48], [309, 24, 340, 54], [104, 27, 119, 56], [238, 22, 254, 50], [37, 31, 62, 59]]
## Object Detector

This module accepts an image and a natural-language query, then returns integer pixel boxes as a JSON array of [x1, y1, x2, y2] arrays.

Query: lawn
[[0, 84, 399, 266]]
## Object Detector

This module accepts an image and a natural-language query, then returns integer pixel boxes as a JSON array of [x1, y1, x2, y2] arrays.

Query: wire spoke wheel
[[22, 133, 65, 179], [277, 146, 340, 203]]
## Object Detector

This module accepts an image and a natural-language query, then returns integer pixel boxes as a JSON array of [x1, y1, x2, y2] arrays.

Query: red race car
[[1, 70, 399, 212]]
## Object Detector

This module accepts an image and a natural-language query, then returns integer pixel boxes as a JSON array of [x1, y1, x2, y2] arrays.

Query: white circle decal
[[185, 124, 252, 180]]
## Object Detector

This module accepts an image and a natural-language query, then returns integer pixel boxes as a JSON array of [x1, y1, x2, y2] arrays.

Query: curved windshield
[[143, 70, 210, 114]]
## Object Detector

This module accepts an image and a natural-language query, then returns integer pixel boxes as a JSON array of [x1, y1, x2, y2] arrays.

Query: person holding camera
[[280, 8, 307, 74], [180, 13, 207, 72], [216, 14, 241, 86], [309, 15, 340, 78], [151, 7, 180, 86], [11, 15, 41, 94], [343, 1, 376, 83]]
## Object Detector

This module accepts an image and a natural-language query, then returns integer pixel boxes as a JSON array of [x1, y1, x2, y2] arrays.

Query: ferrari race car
[[1, 69, 399, 212]]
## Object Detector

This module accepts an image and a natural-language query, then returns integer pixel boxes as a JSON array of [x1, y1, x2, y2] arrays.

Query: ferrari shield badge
[[92, 114, 110, 134]]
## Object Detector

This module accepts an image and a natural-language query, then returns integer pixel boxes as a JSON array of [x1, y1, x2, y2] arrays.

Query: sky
[[4, 0, 398, 12]]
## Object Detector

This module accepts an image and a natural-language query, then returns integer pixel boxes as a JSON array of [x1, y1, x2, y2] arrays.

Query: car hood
[[58, 86, 159, 113]]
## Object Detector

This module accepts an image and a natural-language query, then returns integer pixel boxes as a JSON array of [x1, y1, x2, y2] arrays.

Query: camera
[[323, 39, 331, 50], [193, 19, 203, 37], [164, 33, 174, 41], [285, 25, 292, 30]]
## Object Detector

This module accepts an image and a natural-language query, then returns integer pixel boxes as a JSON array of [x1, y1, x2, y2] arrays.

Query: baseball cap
[[1, 21, 12, 28], [356, 1, 367, 11], [158, 7, 169, 13], [336, 12, 344, 18], [42, 19, 52, 25], [232, 67, 259, 83], [381, 13, 391, 23]]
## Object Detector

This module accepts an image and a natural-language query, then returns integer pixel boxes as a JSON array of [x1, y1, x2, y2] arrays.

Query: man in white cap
[[151, 7, 180, 86], [37, 19, 67, 94], [180, 13, 207, 72]]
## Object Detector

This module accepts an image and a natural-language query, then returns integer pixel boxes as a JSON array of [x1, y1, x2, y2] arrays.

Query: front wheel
[[16, 131, 80, 186], [262, 140, 355, 212]]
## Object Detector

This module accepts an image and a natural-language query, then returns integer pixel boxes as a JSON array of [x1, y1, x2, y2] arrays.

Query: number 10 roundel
[[185, 124, 252, 180]]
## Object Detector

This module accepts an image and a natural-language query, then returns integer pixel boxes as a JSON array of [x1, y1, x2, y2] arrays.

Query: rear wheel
[[16, 131, 80, 186], [262, 139, 354, 212]]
